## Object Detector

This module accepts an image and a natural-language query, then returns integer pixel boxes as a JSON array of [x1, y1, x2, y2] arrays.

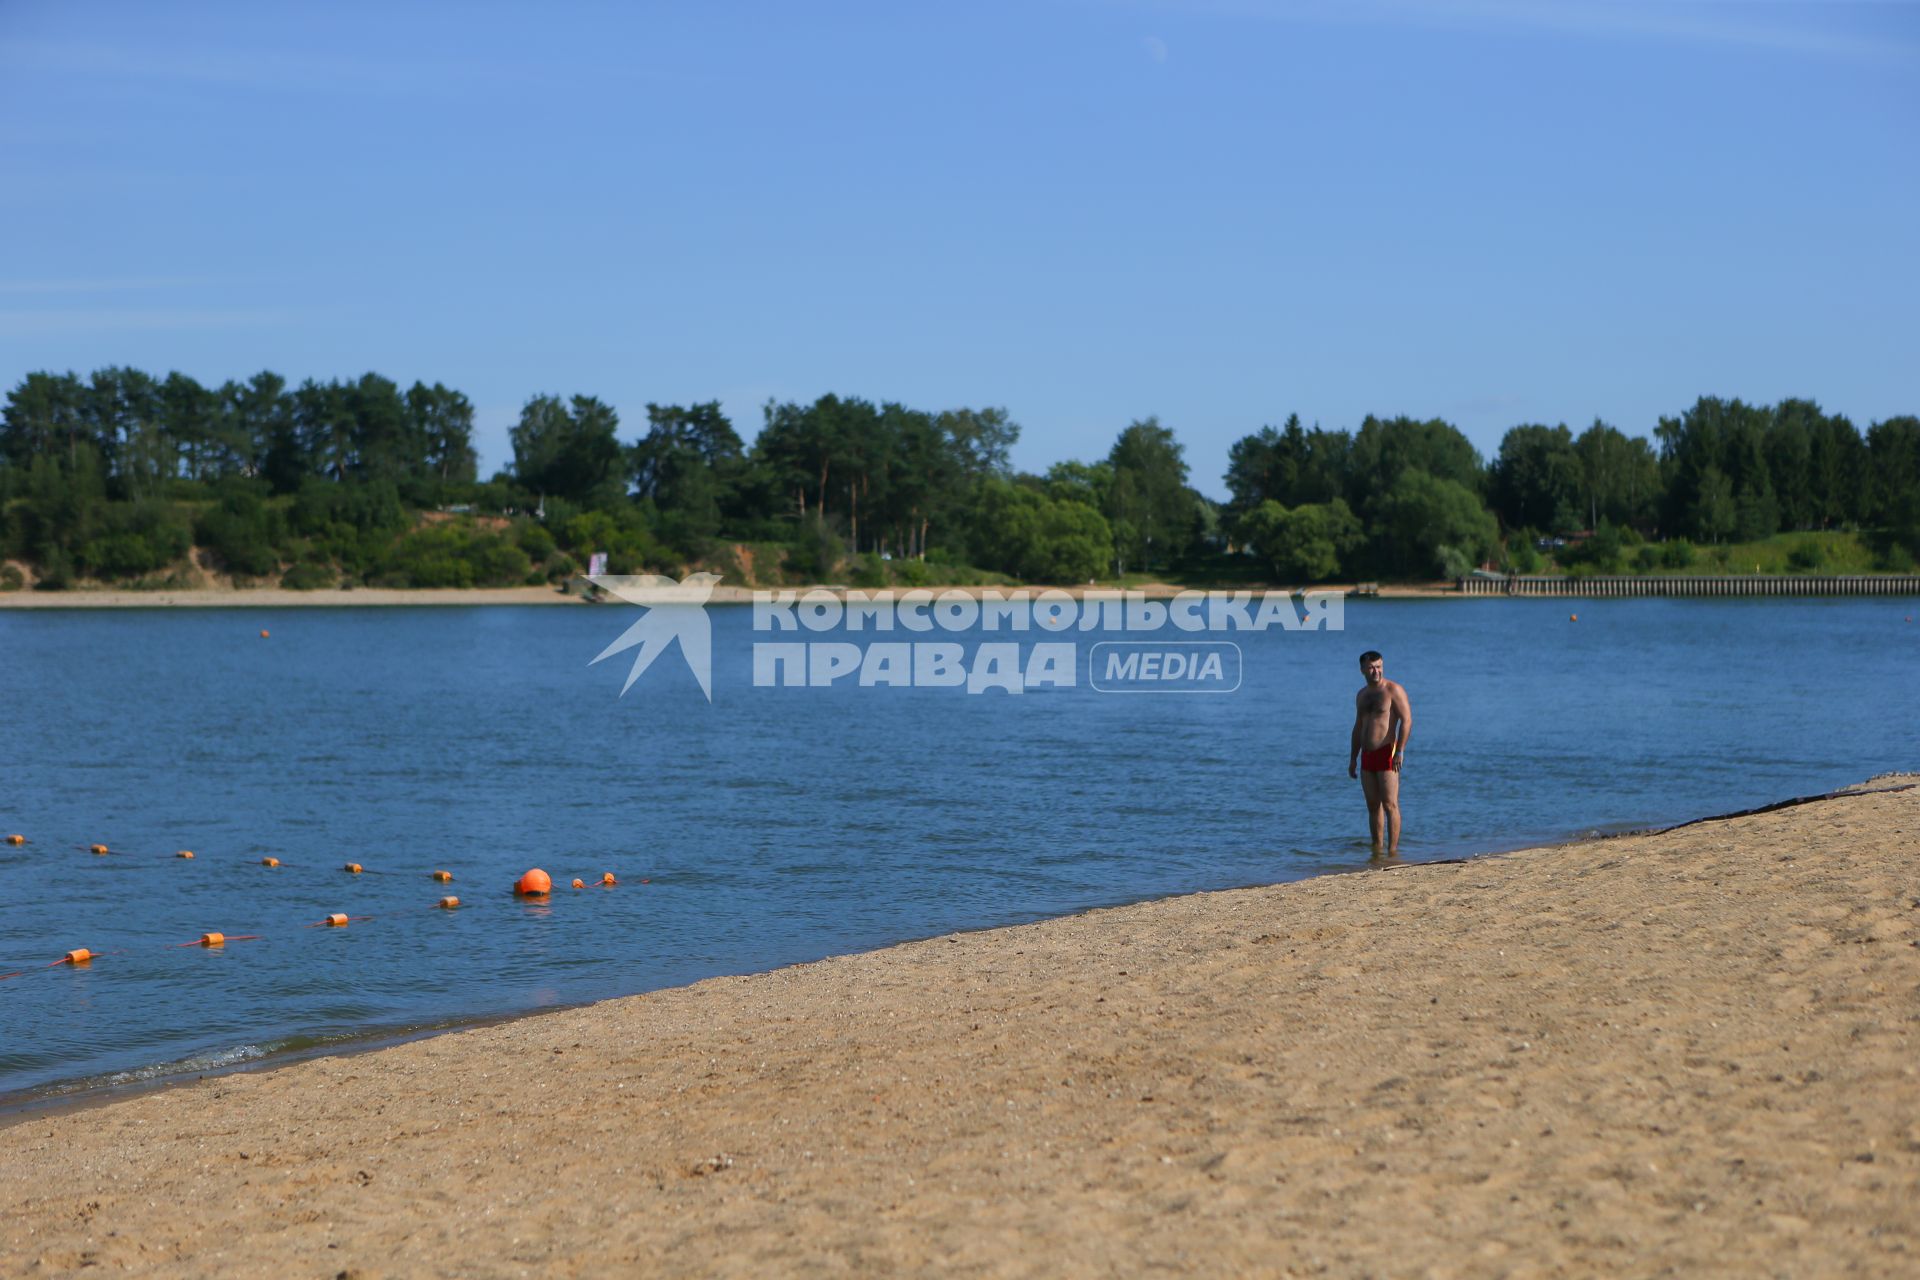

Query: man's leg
[[1378, 766, 1401, 856], [1359, 769, 1384, 851]]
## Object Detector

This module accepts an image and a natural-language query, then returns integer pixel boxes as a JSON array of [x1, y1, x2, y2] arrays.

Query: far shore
[[3, 778, 1914, 1275], [0, 581, 1455, 608]]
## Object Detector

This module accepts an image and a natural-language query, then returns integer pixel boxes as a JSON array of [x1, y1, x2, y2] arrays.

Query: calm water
[[3, 597, 1915, 1102]]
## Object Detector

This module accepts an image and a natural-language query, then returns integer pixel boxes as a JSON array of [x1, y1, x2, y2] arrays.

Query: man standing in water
[[1348, 650, 1412, 857]]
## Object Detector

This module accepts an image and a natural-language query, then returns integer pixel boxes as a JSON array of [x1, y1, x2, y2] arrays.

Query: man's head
[[1359, 650, 1384, 684]]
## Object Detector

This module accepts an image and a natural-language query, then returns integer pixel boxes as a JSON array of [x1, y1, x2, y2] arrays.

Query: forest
[[2, 366, 1916, 591]]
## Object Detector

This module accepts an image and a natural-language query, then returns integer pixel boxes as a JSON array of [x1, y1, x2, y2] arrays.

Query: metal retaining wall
[[1458, 575, 1920, 597]]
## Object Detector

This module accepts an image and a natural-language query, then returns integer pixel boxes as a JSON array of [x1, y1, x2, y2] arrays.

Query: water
[[2, 597, 1915, 1102]]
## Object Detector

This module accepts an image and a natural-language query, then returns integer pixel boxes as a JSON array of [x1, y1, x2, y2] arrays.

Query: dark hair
[[1359, 650, 1382, 665]]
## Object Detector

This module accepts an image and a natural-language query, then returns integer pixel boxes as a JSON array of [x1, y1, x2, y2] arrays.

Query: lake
[[3, 595, 1915, 1102]]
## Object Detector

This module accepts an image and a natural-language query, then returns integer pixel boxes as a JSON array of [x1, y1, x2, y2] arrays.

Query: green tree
[[1236, 498, 1362, 582], [408, 382, 479, 488], [1224, 414, 1351, 520], [1572, 420, 1661, 533], [1806, 411, 1866, 528], [1346, 415, 1483, 519], [970, 479, 1111, 582], [1, 371, 89, 467], [510, 394, 624, 508], [1656, 396, 1777, 541], [1867, 416, 1920, 557], [1368, 469, 1497, 577], [1488, 424, 1579, 533], [1106, 417, 1196, 573]]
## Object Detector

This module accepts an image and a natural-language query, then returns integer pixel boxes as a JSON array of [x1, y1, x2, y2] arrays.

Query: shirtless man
[[1348, 650, 1412, 857]]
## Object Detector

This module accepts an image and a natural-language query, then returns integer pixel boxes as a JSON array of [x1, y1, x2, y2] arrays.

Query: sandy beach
[[0, 581, 1452, 609], [0, 586, 584, 609], [4, 782, 1915, 1277]]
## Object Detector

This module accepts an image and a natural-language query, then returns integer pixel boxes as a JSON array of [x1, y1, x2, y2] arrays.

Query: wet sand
[[4, 781, 1916, 1277]]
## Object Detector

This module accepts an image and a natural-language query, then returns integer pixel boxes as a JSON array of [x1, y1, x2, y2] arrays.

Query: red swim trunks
[[1359, 747, 1399, 773]]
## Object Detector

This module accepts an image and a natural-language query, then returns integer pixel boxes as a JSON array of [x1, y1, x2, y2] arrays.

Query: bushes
[[1786, 539, 1824, 572], [194, 486, 284, 577], [376, 525, 532, 588], [77, 500, 193, 579], [1237, 499, 1362, 583], [280, 562, 335, 591], [782, 515, 841, 582]]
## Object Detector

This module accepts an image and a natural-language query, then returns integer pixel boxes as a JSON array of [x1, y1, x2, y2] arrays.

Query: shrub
[[891, 558, 935, 587], [470, 540, 531, 586], [281, 562, 335, 591], [782, 515, 841, 582], [33, 548, 73, 590], [1786, 539, 1824, 572], [195, 491, 282, 577], [515, 521, 556, 562]]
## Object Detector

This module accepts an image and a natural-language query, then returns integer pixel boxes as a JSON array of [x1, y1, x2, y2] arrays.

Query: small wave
[[96, 1043, 270, 1088]]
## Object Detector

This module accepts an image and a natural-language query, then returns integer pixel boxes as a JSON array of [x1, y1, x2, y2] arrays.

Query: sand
[[0, 586, 584, 609], [4, 782, 1916, 1277], [0, 581, 1455, 609]]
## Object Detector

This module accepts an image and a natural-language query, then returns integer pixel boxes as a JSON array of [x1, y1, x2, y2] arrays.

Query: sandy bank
[[0, 581, 1453, 609], [0, 586, 584, 609], [4, 783, 1916, 1276]]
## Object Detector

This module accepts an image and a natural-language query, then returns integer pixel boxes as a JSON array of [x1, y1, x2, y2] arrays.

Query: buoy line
[[0, 836, 645, 983]]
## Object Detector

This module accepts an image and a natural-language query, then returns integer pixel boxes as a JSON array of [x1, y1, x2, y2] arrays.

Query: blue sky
[[2, 1, 1914, 497]]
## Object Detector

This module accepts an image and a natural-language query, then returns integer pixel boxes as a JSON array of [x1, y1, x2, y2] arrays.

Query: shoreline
[[7, 576, 1915, 608], [4, 778, 1916, 1273], [0, 581, 1443, 609], [1, 784, 1893, 1122]]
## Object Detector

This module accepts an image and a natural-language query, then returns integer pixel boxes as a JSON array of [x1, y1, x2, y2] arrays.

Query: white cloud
[[1095, 0, 1917, 66], [0, 308, 294, 338], [0, 277, 220, 296]]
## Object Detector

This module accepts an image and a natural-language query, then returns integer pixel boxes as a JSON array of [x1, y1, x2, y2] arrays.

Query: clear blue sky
[[3, 1, 1914, 497]]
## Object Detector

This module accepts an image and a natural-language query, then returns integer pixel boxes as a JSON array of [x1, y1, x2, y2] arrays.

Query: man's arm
[[1392, 684, 1413, 764], [1349, 692, 1363, 778]]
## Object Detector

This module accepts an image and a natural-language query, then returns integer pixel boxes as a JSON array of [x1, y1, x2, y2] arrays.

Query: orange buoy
[[600, 872, 616, 886], [438, 896, 460, 909], [199, 932, 226, 947], [261, 857, 280, 867], [89, 843, 109, 855], [176, 850, 194, 859], [259, 629, 270, 639], [1569, 613, 1578, 622], [514, 868, 552, 896], [344, 862, 363, 874], [63, 948, 93, 966], [323, 914, 349, 928], [5, 834, 24, 845], [432, 869, 453, 882], [571, 878, 585, 889]]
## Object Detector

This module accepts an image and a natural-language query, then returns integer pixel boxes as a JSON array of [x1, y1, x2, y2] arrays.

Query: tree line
[[2, 366, 1917, 590]]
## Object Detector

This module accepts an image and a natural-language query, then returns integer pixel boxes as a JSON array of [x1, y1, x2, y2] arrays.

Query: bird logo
[[588, 573, 722, 700]]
